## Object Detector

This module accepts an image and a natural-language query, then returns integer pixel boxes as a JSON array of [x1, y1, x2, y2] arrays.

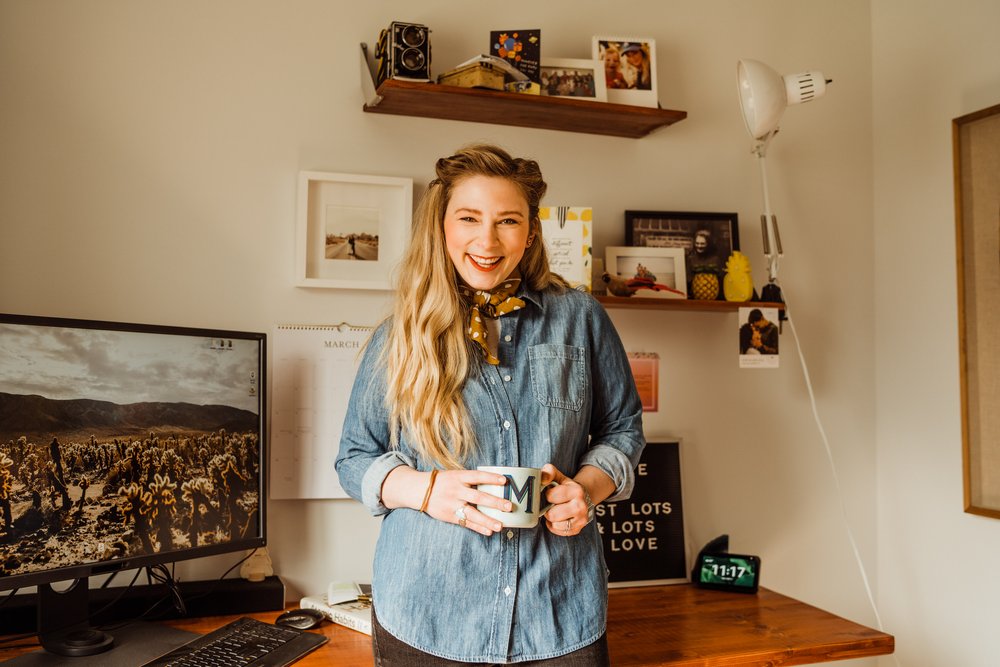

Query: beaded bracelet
[[419, 469, 439, 513]]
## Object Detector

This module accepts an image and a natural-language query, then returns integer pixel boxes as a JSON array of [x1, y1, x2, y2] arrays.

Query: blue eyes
[[459, 216, 520, 225]]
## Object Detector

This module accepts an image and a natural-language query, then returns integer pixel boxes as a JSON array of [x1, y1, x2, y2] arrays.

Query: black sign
[[596, 441, 686, 584]]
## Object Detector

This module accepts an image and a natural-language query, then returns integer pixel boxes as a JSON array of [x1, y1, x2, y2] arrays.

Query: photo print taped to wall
[[738, 306, 779, 368]]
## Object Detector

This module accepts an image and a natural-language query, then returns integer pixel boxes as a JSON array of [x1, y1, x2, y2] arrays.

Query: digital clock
[[695, 552, 760, 593]]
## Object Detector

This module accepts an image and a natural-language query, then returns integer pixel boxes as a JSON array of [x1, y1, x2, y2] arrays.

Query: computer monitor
[[0, 313, 266, 657]]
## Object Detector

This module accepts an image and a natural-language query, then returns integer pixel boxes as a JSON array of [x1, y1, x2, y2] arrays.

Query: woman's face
[[443, 175, 531, 292]]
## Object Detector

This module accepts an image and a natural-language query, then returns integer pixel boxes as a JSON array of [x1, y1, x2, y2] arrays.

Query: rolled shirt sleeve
[[581, 297, 646, 501], [335, 325, 412, 516]]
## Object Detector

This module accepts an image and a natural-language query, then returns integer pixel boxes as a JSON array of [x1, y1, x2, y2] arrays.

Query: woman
[[620, 43, 651, 90], [336, 144, 645, 665]]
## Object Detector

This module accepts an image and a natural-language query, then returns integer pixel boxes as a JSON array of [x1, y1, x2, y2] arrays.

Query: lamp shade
[[738, 59, 829, 140]]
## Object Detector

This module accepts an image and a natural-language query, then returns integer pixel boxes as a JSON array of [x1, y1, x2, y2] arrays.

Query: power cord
[[100, 549, 258, 631], [0, 587, 19, 608], [785, 307, 901, 667], [179, 548, 258, 608]]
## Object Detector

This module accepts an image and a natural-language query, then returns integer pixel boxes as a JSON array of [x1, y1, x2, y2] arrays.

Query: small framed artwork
[[592, 36, 657, 107], [539, 58, 607, 102], [625, 210, 740, 298], [605, 246, 687, 299], [296, 171, 412, 290]]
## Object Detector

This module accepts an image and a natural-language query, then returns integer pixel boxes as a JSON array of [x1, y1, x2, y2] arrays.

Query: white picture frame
[[539, 58, 608, 102], [605, 246, 687, 299], [296, 171, 412, 290], [592, 35, 658, 108]]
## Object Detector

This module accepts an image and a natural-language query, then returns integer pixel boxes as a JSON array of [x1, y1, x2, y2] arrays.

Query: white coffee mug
[[477, 466, 556, 528]]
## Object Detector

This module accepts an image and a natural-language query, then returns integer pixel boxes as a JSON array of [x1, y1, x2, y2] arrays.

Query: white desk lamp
[[737, 59, 831, 302]]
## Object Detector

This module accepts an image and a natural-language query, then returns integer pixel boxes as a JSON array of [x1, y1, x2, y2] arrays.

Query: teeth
[[469, 255, 501, 268]]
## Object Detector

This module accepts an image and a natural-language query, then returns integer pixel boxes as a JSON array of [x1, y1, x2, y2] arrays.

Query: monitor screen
[[0, 313, 266, 593]]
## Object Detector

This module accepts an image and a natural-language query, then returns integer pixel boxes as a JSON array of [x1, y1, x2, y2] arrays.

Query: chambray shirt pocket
[[527, 343, 585, 411]]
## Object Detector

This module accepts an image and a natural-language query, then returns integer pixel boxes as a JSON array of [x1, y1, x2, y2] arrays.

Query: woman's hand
[[539, 463, 593, 537], [423, 469, 513, 537]]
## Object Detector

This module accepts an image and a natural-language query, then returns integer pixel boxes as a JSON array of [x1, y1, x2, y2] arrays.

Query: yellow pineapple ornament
[[723, 251, 754, 302], [691, 270, 721, 300]]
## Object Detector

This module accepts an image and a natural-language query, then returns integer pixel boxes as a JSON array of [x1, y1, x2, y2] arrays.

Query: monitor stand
[[9, 579, 198, 666], [4, 622, 197, 666], [37, 580, 113, 657]]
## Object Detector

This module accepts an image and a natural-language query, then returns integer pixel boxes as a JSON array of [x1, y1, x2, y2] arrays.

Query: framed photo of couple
[[592, 35, 657, 107]]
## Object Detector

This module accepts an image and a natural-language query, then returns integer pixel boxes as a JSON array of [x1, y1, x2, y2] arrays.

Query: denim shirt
[[336, 286, 645, 663]]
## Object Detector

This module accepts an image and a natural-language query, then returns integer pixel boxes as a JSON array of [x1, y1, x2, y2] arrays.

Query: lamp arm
[[755, 149, 782, 284]]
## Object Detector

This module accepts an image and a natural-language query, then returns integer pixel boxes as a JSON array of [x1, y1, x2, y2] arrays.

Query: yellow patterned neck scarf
[[459, 277, 525, 365]]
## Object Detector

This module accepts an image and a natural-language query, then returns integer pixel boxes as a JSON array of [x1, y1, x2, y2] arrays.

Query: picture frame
[[539, 58, 607, 102], [625, 210, 740, 298], [953, 102, 1000, 518], [592, 35, 657, 108], [296, 171, 412, 290], [605, 246, 687, 299]]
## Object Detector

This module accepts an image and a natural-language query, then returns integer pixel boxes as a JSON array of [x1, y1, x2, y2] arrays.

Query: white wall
[[873, 1, 1000, 666], [1, 1, 882, 664]]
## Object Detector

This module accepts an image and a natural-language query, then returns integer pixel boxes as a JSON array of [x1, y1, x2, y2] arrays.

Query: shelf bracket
[[359, 42, 382, 109]]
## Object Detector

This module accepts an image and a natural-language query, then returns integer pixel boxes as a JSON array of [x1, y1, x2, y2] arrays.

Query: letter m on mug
[[505, 475, 536, 513]]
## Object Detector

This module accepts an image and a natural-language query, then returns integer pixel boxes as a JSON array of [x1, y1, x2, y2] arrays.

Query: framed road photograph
[[605, 246, 687, 299], [625, 210, 740, 298], [592, 35, 657, 107], [954, 102, 1000, 518], [539, 58, 607, 102], [296, 171, 412, 290]]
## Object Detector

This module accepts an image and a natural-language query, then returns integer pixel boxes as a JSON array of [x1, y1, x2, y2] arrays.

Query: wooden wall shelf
[[595, 294, 785, 313], [362, 79, 687, 138]]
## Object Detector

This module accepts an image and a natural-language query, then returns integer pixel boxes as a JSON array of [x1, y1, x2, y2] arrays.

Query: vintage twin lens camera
[[375, 21, 431, 86]]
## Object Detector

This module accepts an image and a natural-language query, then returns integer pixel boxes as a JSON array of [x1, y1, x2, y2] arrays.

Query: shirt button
[[503, 420, 511, 430], [503, 375, 512, 382], [506, 530, 514, 539], [504, 586, 512, 596], [504, 335, 512, 342]]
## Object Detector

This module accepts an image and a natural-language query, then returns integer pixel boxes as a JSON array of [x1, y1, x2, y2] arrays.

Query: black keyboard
[[139, 616, 328, 667]]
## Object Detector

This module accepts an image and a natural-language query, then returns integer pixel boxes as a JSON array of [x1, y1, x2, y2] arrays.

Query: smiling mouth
[[468, 254, 502, 271]]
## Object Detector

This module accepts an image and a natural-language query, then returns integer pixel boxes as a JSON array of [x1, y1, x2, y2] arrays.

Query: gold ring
[[458, 518, 468, 528], [564, 518, 573, 531]]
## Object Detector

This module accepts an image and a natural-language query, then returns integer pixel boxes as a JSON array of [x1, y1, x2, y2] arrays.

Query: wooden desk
[[0, 585, 893, 666], [606, 585, 893, 666]]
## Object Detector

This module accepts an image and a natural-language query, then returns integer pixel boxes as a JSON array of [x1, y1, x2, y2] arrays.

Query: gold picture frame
[[954, 102, 1000, 517]]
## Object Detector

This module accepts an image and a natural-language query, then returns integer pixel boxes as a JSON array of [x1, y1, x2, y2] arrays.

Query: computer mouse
[[275, 607, 326, 630]]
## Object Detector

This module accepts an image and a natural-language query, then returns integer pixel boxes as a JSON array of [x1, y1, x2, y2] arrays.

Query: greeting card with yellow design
[[539, 206, 593, 291]]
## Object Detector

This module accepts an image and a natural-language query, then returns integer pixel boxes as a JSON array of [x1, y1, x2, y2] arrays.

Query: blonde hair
[[381, 144, 567, 469]]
